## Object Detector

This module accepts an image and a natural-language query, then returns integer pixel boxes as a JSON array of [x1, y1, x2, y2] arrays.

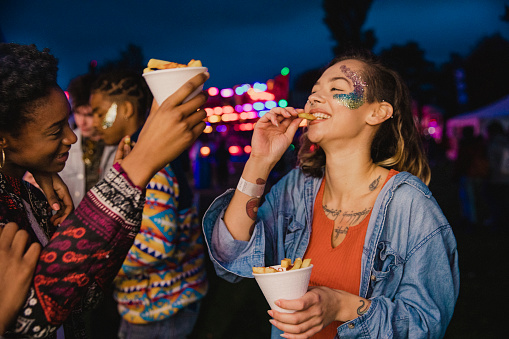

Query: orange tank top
[[304, 170, 397, 339]]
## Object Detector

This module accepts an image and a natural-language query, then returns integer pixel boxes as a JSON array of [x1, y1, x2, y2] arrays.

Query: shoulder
[[389, 172, 432, 199], [381, 172, 451, 245], [264, 168, 317, 202], [382, 172, 448, 227], [272, 168, 320, 191]]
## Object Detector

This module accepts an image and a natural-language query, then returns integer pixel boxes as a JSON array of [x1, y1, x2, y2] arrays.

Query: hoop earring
[[0, 149, 5, 169]]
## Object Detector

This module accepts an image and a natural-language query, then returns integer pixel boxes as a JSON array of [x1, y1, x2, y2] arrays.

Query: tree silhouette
[[378, 42, 438, 105], [98, 44, 145, 74], [323, 0, 376, 54], [462, 33, 509, 110]]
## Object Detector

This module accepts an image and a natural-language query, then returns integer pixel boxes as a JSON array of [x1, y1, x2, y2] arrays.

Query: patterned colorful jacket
[[0, 163, 145, 338], [113, 158, 208, 324]]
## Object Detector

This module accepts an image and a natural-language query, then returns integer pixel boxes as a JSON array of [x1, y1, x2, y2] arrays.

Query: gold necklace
[[82, 138, 97, 166]]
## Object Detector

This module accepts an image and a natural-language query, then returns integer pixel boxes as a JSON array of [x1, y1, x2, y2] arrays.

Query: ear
[[119, 101, 135, 120], [0, 136, 8, 149], [366, 101, 393, 126]]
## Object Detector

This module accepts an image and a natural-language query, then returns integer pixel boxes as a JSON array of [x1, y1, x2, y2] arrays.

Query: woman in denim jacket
[[203, 50, 459, 338]]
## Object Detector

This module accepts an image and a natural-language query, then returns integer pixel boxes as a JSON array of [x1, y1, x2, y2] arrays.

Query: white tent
[[446, 95, 509, 159]]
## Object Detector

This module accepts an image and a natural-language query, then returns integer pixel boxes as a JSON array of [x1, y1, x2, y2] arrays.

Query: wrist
[[334, 290, 371, 322], [237, 177, 266, 198], [244, 156, 274, 179], [121, 150, 156, 188]]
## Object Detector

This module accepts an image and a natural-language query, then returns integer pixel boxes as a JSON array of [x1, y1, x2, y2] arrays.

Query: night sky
[[1, 0, 508, 92]]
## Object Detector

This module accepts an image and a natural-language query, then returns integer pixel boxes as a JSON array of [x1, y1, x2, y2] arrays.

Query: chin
[[102, 135, 118, 146], [53, 163, 67, 173]]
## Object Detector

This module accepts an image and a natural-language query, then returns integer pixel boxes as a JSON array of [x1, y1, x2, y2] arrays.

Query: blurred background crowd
[[2, 0, 509, 338]]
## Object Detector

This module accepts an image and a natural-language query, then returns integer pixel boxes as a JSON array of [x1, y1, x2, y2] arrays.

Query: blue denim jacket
[[202, 170, 460, 338]]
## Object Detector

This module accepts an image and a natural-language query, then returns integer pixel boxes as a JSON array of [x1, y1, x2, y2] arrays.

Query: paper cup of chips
[[142, 58, 207, 105], [252, 258, 313, 313]]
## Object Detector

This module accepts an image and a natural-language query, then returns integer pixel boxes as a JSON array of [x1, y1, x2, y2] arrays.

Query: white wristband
[[237, 177, 265, 198]]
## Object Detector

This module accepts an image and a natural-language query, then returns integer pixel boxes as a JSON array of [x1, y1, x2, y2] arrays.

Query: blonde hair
[[298, 51, 431, 185]]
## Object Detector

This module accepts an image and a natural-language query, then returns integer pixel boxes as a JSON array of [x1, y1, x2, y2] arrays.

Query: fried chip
[[187, 59, 203, 67], [281, 258, 292, 268], [298, 113, 316, 120], [252, 267, 265, 274], [289, 258, 302, 270], [301, 258, 312, 268]]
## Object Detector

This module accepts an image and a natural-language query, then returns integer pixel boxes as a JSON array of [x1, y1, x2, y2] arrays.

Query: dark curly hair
[[67, 73, 97, 111], [91, 70, 152, 120], [0, 43, 59, 136], [298, 49, 431, 185]]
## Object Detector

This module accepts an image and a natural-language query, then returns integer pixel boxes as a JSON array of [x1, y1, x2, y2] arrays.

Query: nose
[[305, 92, 324, 109], [63, 123, 78, 145], [92, 114, 101, 130], [307, 91, 325, 104]]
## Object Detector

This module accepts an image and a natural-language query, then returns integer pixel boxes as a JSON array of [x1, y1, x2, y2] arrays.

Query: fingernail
[[275, 300, 281, 307], [267, 310, 273, 317], [269, 319, 275, 326], [52, 203, 61, 211]]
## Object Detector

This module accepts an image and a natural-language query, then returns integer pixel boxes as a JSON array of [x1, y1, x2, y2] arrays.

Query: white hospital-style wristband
[[236, 177, 265, 198]]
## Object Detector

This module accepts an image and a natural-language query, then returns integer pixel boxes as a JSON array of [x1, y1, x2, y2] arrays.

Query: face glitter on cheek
[[102, 102, 118, 129], [333, 65, 367, 110]]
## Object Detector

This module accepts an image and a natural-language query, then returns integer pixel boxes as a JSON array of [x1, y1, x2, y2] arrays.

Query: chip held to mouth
[[298, 112, 316, 120]]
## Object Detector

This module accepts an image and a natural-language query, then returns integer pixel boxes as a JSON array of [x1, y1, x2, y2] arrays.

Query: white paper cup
[[253, 264, 313, 313], [142, 66, 208, 105]]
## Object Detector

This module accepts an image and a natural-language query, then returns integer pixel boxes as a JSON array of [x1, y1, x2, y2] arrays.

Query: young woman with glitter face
[[203, 50, 459, 338]]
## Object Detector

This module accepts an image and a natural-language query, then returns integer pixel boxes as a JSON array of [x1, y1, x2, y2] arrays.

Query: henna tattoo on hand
[[369, 175, 381, 191], [246, 197, 260, 220], [357, 299, 370, 316]]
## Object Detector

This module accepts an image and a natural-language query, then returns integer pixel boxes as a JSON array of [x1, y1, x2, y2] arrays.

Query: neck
[[0, 165, 26, 181], [321, 146, 380, 206], [124, 117, 143, 137]]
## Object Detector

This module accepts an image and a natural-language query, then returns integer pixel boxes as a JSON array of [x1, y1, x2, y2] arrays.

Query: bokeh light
[[229, 145, 242, 155], [220, 88, 234, 98], [200, 146, 211, 156], [253, 102, 265, 111], [208, 87, 219, 96]]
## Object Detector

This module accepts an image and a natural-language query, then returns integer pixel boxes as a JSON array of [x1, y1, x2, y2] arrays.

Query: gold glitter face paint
[[333, 65, 367, 110], [102, 102, 117, 129]]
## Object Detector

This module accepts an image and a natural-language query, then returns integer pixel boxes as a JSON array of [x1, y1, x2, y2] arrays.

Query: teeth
[[313, 113, 331, 120]]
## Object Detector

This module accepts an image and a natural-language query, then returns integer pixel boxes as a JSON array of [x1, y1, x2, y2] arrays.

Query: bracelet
[[237, 177, 265, 198]]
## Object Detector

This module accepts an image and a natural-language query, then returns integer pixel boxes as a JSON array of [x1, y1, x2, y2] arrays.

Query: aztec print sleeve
[[117, 164, 180, 275], [6, 163, 145, 338]]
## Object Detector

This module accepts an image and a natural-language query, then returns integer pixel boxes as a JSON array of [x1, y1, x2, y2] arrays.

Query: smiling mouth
[[57, 150, 70, 159], [311, 113, 331, 120]]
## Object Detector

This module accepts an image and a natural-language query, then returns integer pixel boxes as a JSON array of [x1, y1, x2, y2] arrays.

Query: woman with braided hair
[[90, 70, 208, 339], [0, 42, 209, 338], [203, 50, 459, 338]]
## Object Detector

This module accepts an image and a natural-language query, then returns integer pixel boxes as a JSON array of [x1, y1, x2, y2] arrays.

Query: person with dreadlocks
[[0, 42, 209, 338], [90, 70, 208, 339]]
